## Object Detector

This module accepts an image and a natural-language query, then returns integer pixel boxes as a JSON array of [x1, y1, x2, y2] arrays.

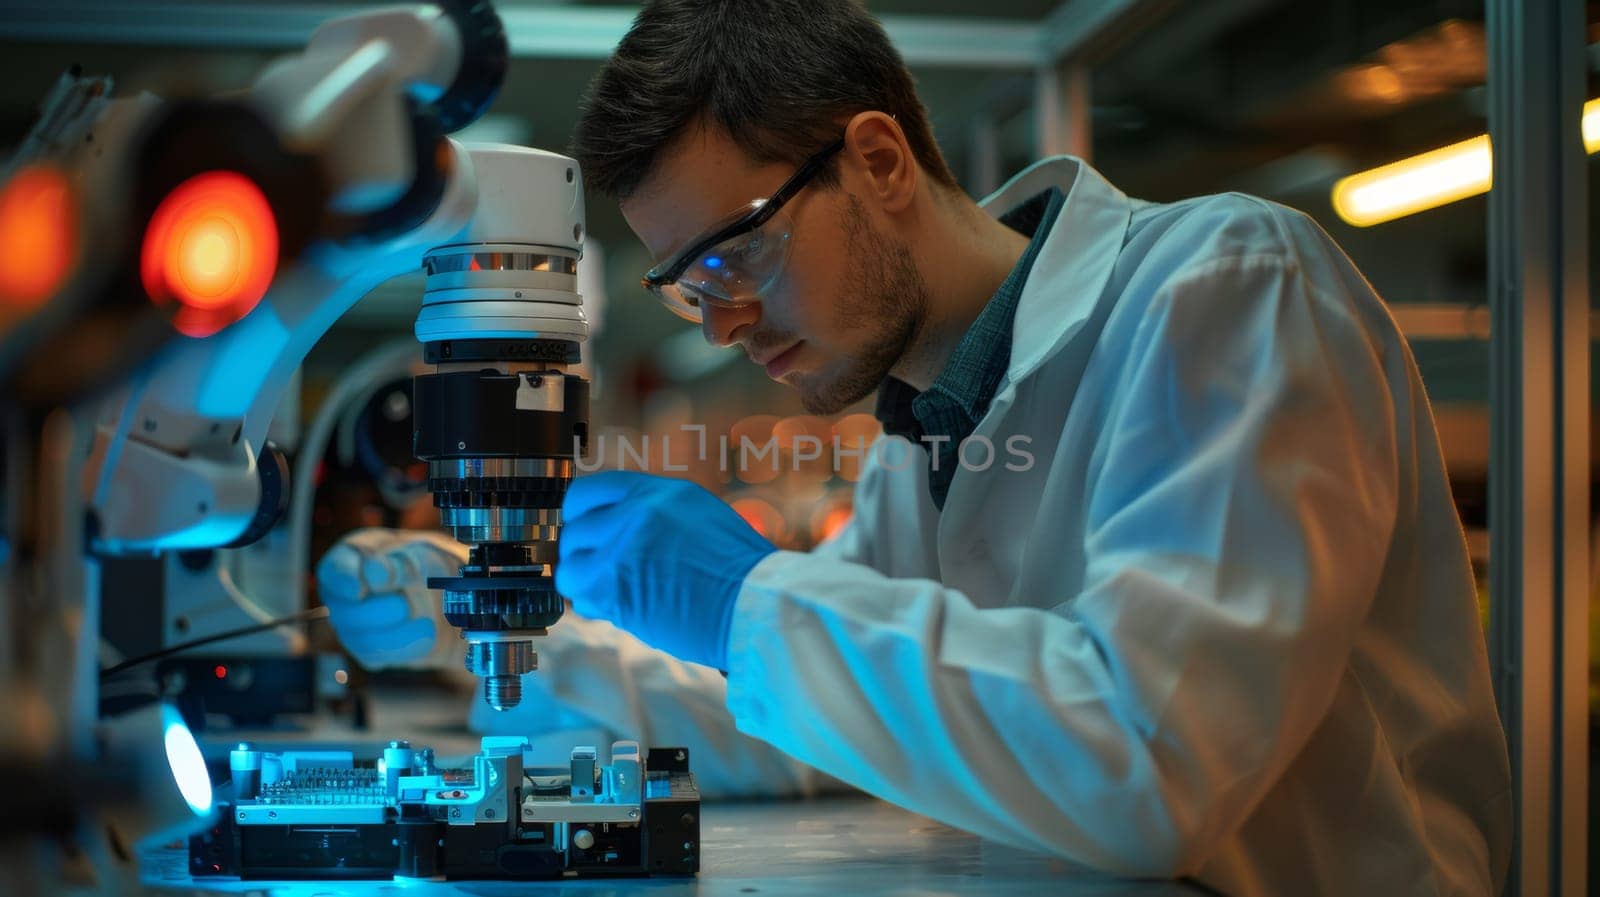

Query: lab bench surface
[[144, 796, 1209, 896]]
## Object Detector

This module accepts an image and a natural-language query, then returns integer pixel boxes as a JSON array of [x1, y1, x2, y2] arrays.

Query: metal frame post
[[1034, 63, 1091, 161], [0, 4, 1047, 69], [1486, 0, 1590, 893]]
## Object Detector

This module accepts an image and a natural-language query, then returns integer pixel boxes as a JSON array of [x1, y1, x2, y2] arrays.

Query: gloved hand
[[556, 471, 776, 672], [316, 527, 469, 670]]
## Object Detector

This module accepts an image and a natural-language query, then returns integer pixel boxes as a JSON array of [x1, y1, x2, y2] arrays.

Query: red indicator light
[[140, 171, 278, 337], [213, 665, 227, 679], [0, 165, 77, 311]]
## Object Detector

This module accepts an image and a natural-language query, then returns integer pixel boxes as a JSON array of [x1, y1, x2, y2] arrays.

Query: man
[[320, 1, 1512, 893]]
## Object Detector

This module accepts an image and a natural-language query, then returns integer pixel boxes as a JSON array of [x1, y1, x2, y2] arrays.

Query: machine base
[[189, 738, 700, 880]]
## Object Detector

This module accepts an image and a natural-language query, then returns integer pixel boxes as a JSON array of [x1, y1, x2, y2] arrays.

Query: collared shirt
[[874, 186, 1066, 509]]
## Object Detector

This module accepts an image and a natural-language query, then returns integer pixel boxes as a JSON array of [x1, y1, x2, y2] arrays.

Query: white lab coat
[[484, 157, 1513, 897]]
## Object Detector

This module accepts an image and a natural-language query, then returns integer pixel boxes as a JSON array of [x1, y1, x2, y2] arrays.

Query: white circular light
[[163, 720, 213, 815]]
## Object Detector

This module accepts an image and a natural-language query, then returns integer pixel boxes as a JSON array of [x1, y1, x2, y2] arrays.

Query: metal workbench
[[144, 796, 1208, 896], [138, 683, 1210, 896]]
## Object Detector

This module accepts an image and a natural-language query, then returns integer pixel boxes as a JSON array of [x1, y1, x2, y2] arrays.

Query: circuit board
[[189, 737, 700, 880]]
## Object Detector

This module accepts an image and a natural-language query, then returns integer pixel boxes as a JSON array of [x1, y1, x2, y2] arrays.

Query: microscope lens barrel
[[412, 145, 589, 712]]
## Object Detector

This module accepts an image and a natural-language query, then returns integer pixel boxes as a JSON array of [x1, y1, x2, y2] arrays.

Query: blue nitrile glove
[[556, 471, 776, 671], [316, 528, 468, 669]]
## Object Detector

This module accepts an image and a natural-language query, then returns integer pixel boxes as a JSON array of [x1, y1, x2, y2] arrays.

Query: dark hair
[[571, 0, 959, 200]]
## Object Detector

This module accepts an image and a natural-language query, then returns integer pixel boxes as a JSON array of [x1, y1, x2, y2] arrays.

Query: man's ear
[[842, 111, 917, 215]]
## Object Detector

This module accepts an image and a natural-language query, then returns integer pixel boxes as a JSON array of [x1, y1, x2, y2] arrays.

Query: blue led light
[[163, 719, 213, 814], [703, 256, 723, 269]]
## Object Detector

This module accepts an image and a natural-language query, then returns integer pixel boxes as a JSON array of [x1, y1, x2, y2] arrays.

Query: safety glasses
[[641, 138, 845, 322]]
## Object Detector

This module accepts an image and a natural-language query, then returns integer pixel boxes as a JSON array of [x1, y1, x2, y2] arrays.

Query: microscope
[[411, 149, 590, 713], [0, 2, 699, 891], [66, 1, 588, 713]]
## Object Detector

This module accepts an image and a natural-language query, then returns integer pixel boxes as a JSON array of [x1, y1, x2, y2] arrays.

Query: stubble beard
[[791, 195, 928, 415]]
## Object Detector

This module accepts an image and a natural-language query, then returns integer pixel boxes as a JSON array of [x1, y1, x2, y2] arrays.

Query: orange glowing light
[[0, 165, 77, 310], [831, 413, 882, 482], [730, 497, 784, 542], [773, 415, 831, 444], [730, 414, 782, 485], [140, 171, 278, 337], [813, 504, 853, 544]]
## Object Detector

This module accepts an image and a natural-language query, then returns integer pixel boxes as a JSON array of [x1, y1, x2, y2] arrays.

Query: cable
[[98, 606, 330, 679], [215, 565, 278, 626], [286, 340, 418, 613], [218, 564, 308, 654], [90, 367, 152, 510]]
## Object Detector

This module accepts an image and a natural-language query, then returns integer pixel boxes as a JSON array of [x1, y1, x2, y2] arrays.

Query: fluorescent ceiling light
[[1331, 98, 1600, 227]]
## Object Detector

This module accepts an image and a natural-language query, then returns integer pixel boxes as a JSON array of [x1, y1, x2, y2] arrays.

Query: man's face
[[619, 125, 927, 414]]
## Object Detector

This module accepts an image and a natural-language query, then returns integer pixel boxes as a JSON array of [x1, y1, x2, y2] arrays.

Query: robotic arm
[[82, 1, 590, 710], [0, 5, 591, 888]]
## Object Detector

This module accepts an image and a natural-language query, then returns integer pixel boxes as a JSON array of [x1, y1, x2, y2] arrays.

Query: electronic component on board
[[190, 738, 700, 880]]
